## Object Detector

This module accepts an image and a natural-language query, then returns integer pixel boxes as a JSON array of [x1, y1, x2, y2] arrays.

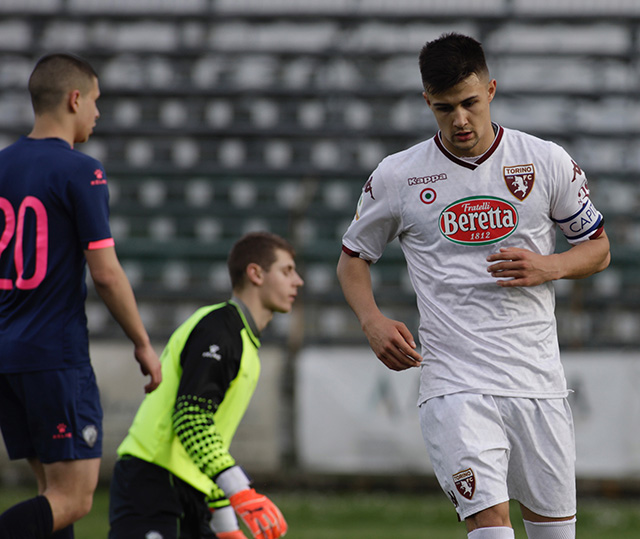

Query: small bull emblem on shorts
[[453, 468, 476, 500]]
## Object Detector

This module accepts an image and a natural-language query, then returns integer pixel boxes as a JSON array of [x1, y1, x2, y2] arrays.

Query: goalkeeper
[[108, 232, 303, 539]]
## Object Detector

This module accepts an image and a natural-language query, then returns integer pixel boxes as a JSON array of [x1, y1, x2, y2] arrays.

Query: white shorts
[[419, 393, 576, 520]]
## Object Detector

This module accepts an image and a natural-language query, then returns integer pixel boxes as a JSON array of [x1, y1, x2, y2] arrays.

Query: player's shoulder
[[64, 146, 105, 175], [374, 138, 435, 178], [383, 138, 434, 164], [188, 303, 243, 338], [27, 137, 105, 172], [182, 303, 246, 358], [501, 125, 568, 157]]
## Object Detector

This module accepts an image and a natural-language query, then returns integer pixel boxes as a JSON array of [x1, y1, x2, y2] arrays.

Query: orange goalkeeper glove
[[228, 489, 288, 539], [216, 465, 288, 539], [216, 532, 249, 539]]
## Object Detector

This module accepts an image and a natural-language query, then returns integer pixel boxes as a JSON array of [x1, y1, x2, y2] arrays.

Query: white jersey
[[342, 125, 604, 404]]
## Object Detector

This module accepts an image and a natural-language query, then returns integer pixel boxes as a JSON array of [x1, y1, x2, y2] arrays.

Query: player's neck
[[29, 116, 75, 147], [232, 291, 272, 334]]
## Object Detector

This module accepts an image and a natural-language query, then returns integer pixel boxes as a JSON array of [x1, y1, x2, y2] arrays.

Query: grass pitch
[[0, 485, 639, 538]]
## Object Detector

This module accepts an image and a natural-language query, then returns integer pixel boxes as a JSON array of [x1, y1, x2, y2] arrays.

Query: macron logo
[[202, 344, 222, 360]]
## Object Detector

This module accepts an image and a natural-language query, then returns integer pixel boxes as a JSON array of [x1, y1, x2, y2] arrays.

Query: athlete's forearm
[[173, 396, 235, 478], [337, 251, 421, 370], [336, 252, 383, 328], [86, 247, 151, 348], [555, 230, 610, 280]]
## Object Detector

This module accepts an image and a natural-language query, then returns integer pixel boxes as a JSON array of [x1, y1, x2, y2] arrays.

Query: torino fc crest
[[503, 163, 535, 201], [453, 468, 476, 500]]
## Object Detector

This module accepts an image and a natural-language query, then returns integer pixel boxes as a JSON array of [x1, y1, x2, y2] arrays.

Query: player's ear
[[422, 91, 431, 107], [68, 89, 81, 113], [245, 263, 264, 286], [487, 79, 497, 103]]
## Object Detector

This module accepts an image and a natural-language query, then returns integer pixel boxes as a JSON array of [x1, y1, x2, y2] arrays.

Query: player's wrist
[[216, 465, 251, 497], [210, 505, 240, 533]]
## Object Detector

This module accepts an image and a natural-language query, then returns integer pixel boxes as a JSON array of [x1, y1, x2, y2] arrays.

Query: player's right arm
[[337, 251, 421, 371], [85, 246, 161, 392]]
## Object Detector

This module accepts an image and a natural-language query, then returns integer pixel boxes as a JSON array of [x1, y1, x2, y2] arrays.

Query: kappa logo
[[407, 172, 447, 186], [355, 176, 374, 221], [364, 176, 375, 200], [503, 164, 534, 201], [202, 344, 222, 360], [453, 468, 476, 500], [571, 159, 583, 182], [440, 196, 518, 245]]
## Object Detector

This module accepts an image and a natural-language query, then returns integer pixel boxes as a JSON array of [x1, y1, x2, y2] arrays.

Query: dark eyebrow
[[432, 94, 480, 109]]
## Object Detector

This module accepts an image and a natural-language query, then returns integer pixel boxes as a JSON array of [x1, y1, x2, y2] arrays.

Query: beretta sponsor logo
[[439, 196, 518, 245]]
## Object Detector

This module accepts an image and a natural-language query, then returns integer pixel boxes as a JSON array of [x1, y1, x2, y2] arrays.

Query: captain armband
[[554, 198, 604, 245]]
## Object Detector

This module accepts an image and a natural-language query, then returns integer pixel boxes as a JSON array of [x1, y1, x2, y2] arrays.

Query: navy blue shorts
[[0, 365, 103, 463]]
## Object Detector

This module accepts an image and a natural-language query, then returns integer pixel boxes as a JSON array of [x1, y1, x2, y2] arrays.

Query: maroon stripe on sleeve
[[342, 245, 360, 257], [589, 224, 605, 240]]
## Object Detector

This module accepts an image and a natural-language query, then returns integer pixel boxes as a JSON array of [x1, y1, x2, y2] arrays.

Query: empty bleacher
[[1, 0, 639, 347]]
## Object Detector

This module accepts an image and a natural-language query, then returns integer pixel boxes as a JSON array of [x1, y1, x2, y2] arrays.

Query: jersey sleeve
[[67, 157, 113, 250], [549, 145, 604, 245], [172, 311, 243, 479], [341, 164, 402, 262]]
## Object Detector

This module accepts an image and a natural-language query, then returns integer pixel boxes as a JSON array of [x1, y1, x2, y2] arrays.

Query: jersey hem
[[417, 388, 570, 407]]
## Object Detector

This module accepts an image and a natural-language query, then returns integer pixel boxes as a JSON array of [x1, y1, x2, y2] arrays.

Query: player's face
[[424, 73, 496, 158], [259, 249, 304, 314], [74, 77, 101, 144]]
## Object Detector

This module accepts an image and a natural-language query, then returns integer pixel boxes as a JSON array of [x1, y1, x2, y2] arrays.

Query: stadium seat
[[3, 2, 636, 348]]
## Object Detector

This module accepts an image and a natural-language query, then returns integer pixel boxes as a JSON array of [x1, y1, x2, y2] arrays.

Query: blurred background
[[1, 0, 640, 500]]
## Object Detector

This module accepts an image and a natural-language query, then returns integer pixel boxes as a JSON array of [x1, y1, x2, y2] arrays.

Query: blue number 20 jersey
[[0, 137, 113, 373]]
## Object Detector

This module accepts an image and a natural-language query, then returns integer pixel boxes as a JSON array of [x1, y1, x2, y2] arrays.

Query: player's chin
[[276, 299, 296, 313], [75, 133, 91, 144]]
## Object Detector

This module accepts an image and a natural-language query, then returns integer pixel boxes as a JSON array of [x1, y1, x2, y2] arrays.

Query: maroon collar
[[433, 123, 504, 170]]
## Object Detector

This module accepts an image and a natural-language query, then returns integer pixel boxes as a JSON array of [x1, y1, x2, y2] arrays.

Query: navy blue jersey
[[0, 137, 113, 373]]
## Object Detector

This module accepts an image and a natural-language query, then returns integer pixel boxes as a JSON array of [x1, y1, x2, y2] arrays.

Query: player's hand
[[216, 531, 249, 539], [362, 313, 422, 371], [134, 342, 162, 393], [487, 247, 559, 288], [229, 489, 288, 539]]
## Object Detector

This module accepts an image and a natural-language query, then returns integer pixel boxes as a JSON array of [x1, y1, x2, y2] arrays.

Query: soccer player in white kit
[[337, 33, 610, 539]]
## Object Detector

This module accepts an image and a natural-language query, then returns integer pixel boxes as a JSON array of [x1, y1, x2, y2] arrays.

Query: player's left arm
[[86, 246, 162, 392], [488, 148, 611, 288], [486, 229, 610, 287]]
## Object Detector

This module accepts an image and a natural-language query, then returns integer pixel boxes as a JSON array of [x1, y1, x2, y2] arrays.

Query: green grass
[[1, 485, 639, 538]]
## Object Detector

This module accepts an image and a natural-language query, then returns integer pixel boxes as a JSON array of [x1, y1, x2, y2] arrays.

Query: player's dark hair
[[419, 33, 489, 95], [28, 53, 98, 114], [228, 231, 296, 290]]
